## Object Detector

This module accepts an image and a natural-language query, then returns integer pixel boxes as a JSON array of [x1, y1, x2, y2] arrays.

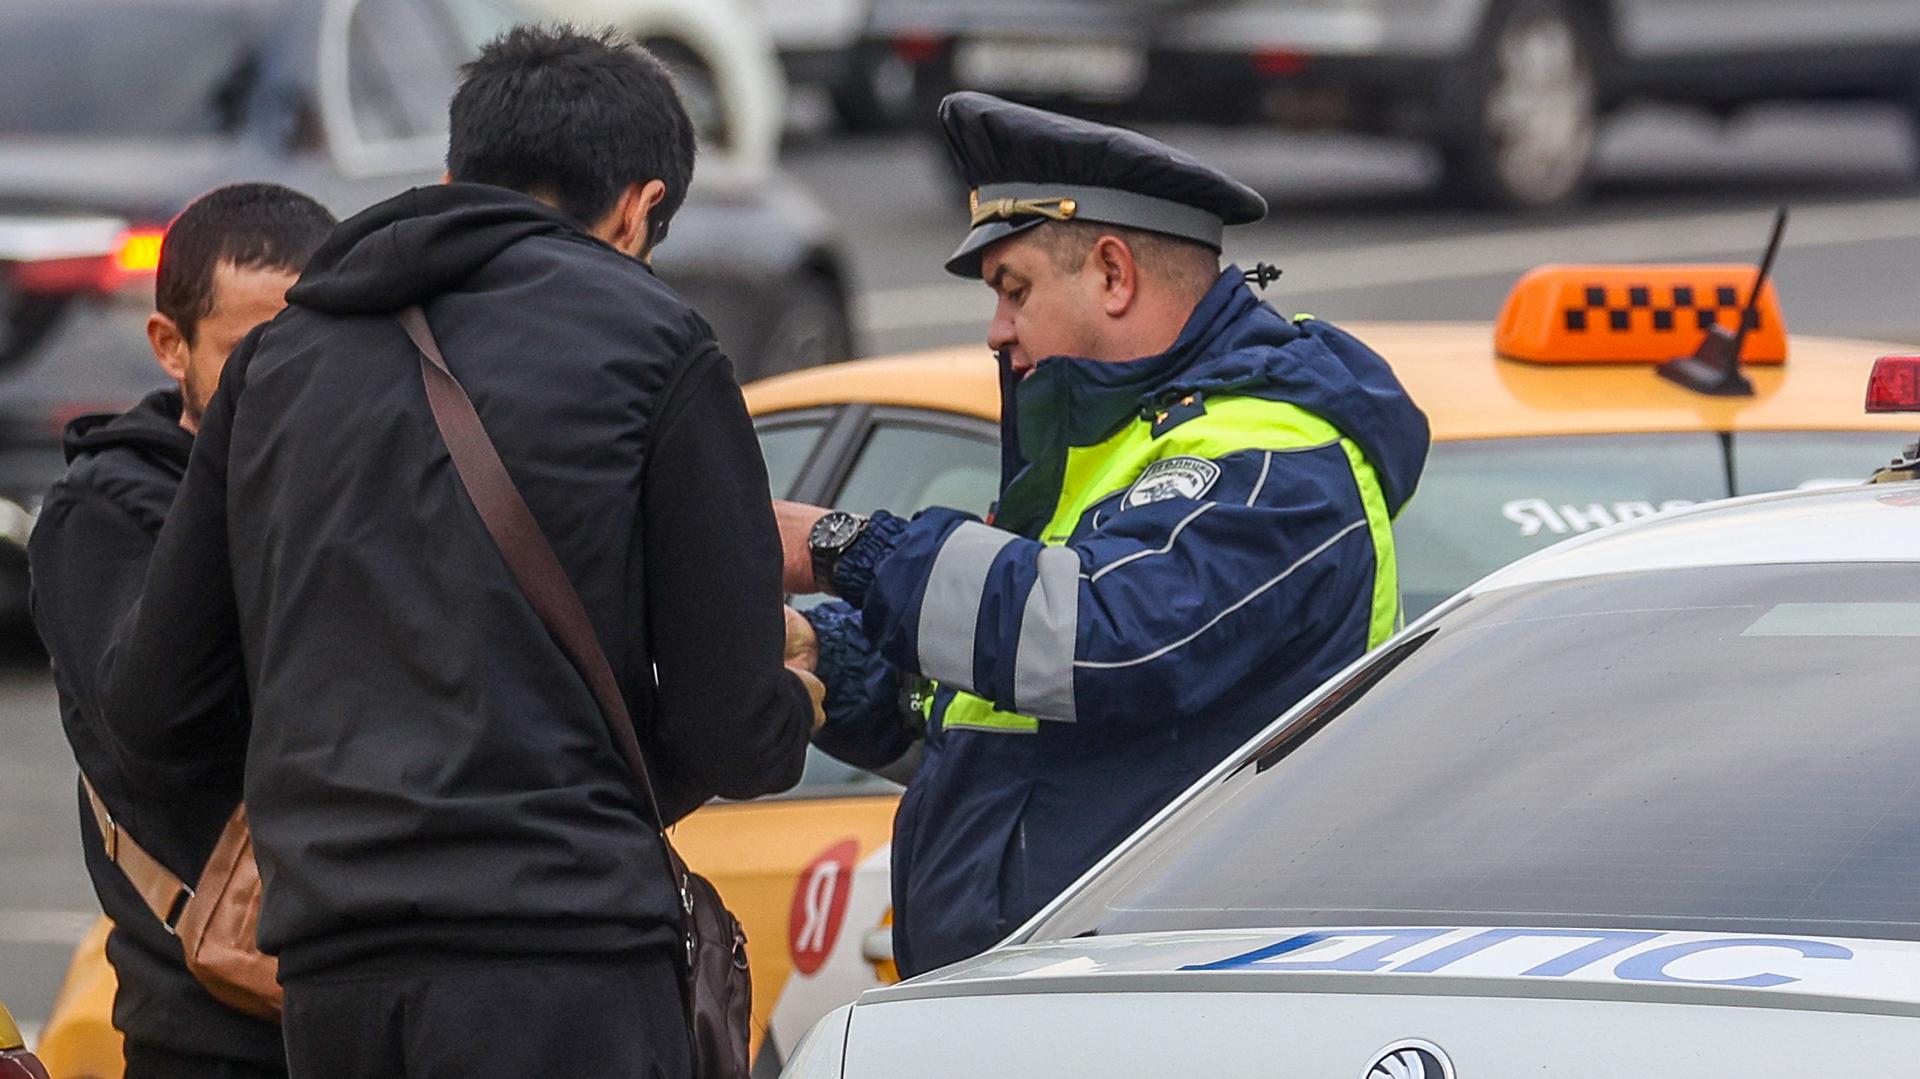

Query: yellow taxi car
[[0, 1002, 50, 1079], [34, 264, 1920, 1077]]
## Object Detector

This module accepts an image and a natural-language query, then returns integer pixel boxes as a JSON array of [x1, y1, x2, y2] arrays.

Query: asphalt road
[[4, 99, 1920, 1043]]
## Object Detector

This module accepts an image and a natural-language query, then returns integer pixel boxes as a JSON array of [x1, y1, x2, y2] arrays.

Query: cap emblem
[[968, 193, 1079, 228]]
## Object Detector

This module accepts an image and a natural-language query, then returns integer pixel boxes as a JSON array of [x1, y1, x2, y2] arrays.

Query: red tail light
[[111, 227, 165, 275], [893, 32, 945, 65], [1866, 355, 1920, 413], [8, 225, 164, 296], [1252, 47, 1310, 79]]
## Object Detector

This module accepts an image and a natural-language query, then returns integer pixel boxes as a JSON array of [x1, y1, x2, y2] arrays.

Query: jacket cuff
[[803, 600, 916, 770], [805, 600, 869, 699], [830, 510, 908, 607]]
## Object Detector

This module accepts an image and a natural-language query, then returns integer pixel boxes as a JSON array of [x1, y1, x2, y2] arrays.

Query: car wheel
[[753, 276, 854, 380], [644, 37, 730, 151], [1437, 0, 1599, 210]]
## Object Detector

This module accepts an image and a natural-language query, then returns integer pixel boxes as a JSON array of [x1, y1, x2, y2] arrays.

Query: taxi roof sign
[[1495, 265, 1788, 366]]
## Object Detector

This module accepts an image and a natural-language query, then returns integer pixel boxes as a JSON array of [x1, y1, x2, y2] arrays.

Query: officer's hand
[[784, 605, 819, 672], [774, 500, 830, 594]]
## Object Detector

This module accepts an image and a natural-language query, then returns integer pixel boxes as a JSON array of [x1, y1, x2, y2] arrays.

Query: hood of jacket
[[61, 387, 192, 470], [287, 183, 617, 316], [994, 267, 1430, 535]]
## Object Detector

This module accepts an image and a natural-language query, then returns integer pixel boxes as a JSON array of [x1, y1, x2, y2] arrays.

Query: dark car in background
[[0, 0, 858, 615], [868, 0, 1920, 210]]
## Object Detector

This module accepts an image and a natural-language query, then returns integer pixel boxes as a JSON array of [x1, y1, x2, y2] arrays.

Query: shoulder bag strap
[[396, 306, 672, 836], [80, 774, 194, 933]]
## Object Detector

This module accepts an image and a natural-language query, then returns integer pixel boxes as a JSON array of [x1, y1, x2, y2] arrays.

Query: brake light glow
[[1866, 355, 1920, 413], [112, 228, 165, 275], [893, 32, 944, 65], [8, 224, 165, 295], [1252, 47, 1310, 78]]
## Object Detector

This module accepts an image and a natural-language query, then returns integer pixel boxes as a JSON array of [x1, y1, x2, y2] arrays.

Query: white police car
[[782, 469, 1920, 1077]]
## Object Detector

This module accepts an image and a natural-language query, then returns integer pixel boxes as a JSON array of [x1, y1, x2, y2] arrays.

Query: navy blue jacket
[[810, 270, 1428, 974]]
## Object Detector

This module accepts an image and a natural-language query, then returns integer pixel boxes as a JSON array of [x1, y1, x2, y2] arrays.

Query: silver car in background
[[0, 0, 858, 614], [867, 0, 1920, 209]]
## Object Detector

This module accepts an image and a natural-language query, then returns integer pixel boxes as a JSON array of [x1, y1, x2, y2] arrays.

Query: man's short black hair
[[448, 25, 696, 249], [156, 182, 336, 344]]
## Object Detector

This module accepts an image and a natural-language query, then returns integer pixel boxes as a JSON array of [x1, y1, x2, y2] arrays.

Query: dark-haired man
[[30, 181, 336, 1079], [97, 26, 818, 1079]]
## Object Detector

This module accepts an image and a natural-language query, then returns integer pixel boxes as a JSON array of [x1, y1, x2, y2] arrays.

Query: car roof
[[1469, 481, 1920, 594], [742, 322, 1920, 441]]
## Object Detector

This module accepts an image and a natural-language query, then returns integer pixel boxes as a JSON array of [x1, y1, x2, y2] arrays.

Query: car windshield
[[0, 4, 262, 138], [1395, 432, 1914, 617], [1029, 561, 1920, 944]]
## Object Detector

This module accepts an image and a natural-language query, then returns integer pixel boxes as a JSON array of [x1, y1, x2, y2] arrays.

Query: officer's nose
[[987, 303, 1017, 356]]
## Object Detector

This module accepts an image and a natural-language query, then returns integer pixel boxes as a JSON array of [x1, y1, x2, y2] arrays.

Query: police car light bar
[[1865, 355, 1920, 413]]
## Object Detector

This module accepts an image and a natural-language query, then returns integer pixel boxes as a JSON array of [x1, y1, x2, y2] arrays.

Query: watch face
[[814, 513, 863, 551]]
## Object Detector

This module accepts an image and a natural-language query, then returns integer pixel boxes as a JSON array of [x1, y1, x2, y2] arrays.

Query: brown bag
[[82, 780, 281, 1020], [398, 306, 753, 1079]]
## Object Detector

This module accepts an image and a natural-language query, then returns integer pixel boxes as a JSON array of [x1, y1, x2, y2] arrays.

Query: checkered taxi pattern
[[1562, 283, 1763, 336], [1495, 266, 1787, 365]]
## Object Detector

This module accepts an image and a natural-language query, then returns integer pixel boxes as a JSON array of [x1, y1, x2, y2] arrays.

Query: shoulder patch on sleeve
[[1123, 456, 1221, 509]]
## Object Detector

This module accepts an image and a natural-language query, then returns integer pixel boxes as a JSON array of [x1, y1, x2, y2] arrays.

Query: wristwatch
[[808, 510, 870, 594]]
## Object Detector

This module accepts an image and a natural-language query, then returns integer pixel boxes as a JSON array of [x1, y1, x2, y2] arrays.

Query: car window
[[0, 4, 260, 137], [344, 0, 462, 144], [1031, 562, 1920, 944], [763, 414, 997, 800], [1394, 434, 1727, 618], [833, 421, 1001, 517], [1732, 431, 1912, 495], [754, 415, 831, 499]]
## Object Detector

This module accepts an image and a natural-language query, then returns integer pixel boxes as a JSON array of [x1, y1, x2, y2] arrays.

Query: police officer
[[778, 92, 1430, 976]]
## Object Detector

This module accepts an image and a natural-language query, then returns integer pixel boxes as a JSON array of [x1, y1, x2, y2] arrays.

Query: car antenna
[[1656, 206, 1789, 397]]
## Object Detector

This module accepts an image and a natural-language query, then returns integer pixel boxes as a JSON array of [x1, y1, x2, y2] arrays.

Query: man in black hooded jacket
[[95, 28, 819, 1079], [30, 182, 336, 1079]]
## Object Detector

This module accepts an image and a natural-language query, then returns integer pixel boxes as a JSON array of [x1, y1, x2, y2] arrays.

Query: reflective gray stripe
[[1012, 546, 1082, 722], [1075, 519, 1367, 671], [1087, 503, 1214, 584], [1246, 452, 1273, 507], [916, 522, 1018, 692]]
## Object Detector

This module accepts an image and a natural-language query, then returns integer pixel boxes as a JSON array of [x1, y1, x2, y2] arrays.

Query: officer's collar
[[993, 267, 1259, 534], [1016, 267, 1257, 445]]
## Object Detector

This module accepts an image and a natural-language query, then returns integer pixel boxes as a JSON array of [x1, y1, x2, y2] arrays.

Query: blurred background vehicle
[[530, 0, 787, 169], [756, 0, 916, 133], [0, 0, 856, 617], [867, 0, 1920, 209]]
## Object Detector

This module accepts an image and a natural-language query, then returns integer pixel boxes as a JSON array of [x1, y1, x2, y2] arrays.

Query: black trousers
[[124, 1042, 287, 1079], [281, 952, 690, 1079]]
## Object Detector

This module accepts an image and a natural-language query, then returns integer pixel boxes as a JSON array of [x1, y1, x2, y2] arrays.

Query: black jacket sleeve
[[640, 348, 812, 812], [32, 489, 160, 725], [99, 333, 254, 764]]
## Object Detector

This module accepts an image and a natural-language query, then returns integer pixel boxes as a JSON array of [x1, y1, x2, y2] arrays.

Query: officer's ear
[[1092, 234, 1139, 319], [146, 311, 190, 385]]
